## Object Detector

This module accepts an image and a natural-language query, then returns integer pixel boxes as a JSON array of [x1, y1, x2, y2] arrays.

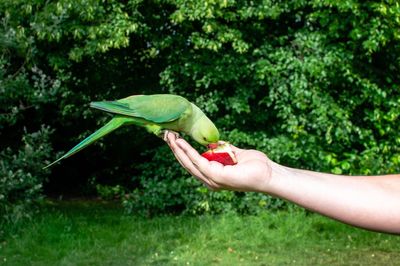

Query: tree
[[1, 0, 400, 220]]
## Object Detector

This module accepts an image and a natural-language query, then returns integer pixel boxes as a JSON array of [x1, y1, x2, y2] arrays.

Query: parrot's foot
[[160, 130, 180, 141]]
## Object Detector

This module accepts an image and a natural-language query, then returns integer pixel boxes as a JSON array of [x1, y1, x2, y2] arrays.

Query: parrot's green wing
[[90, 94, 191, 123]]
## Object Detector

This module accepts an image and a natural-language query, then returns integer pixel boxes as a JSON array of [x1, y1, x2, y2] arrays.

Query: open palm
[[165, 132, 272, 192]]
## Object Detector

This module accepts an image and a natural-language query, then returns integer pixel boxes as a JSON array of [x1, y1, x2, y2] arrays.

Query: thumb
[[228, 144, 244, 154], [217, 140, 243, 153]]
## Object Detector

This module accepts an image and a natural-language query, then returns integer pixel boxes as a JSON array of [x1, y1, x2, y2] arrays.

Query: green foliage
[[0, 126, 53, 238], [1, 0, 400, 217], [95, 184, 125, 201], [1, 16, 58, 236], [159, 0, 400, 176]]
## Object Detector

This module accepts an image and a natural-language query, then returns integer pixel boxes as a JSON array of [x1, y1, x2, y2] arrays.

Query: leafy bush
[[1, 0, 400, 216], [95, 184, 125, 201], [124, 0, 400, 214], [0, 31, 58, 236], [0, 126, 53, 238]]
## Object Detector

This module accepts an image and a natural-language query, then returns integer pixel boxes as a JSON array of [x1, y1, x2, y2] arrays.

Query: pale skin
[[164, 131, 400, 234]]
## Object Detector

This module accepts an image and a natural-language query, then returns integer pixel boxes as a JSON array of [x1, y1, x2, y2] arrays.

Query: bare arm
[[165, 132, 400, 234], [269, 163, 400, 234]]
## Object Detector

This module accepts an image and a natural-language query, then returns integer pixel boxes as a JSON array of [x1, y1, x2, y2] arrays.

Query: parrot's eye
[[203, 137, 207, 141]]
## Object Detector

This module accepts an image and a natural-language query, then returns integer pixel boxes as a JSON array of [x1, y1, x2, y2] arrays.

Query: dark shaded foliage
[[1, 0, 400, 227]]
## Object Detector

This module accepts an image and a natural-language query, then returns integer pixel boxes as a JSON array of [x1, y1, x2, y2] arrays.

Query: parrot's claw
[[160, 130, 180, 141], [161, 130, 168, 141]]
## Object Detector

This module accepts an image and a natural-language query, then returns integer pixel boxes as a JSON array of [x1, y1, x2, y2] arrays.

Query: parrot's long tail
[[44, 116, 128, 169]]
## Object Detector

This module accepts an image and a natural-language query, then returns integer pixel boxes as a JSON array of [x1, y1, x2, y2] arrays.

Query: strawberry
[[201, 142, 238, 165]]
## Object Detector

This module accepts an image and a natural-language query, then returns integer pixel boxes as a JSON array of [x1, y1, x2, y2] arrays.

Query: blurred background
[[1, 0, 400, 254]]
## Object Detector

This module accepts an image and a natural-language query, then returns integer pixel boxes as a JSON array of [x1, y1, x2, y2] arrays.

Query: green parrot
[[44, 94, 219, 168]]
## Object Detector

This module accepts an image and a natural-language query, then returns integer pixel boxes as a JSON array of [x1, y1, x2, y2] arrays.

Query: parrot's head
[[191, 116, 220, 146]]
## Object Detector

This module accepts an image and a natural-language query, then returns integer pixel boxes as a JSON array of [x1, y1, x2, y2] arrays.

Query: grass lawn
[[1, 200, 399, 265]]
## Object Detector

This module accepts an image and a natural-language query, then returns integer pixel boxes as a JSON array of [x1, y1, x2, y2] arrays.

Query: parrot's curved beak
[[207, 143, 219, 149]]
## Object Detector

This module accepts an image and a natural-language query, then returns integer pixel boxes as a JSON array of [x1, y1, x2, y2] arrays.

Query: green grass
[[1, 200, 399, 265]]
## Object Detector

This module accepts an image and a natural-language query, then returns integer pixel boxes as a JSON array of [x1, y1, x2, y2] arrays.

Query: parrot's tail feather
[[43, 117, 127, 169]]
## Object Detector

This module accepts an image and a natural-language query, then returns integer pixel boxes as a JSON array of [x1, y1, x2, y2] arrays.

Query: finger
[[166, 132, 189, 167], [216, 141, 243, 156], [175, 138, 224, 180], [175, 138, 210, 168], [165, 133, 222, 189], [166, 136, 185, 166], [166, 133, 218, 188], [163, 130, 180, 143]]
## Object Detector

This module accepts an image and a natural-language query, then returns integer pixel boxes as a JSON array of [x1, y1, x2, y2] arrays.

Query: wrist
[[262, 160, 292, 196]]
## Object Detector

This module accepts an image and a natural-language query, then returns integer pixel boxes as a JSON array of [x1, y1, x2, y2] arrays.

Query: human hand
[[166, 132, 400, 234], [164, 131, 273, 192]]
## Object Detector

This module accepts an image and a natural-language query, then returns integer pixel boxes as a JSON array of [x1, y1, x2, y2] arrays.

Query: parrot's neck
[[190, 103, 204, 118], [186, 103, 205, 134]]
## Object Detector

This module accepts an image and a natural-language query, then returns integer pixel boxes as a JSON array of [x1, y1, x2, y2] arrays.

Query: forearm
[[266, 162, 400, 234]]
